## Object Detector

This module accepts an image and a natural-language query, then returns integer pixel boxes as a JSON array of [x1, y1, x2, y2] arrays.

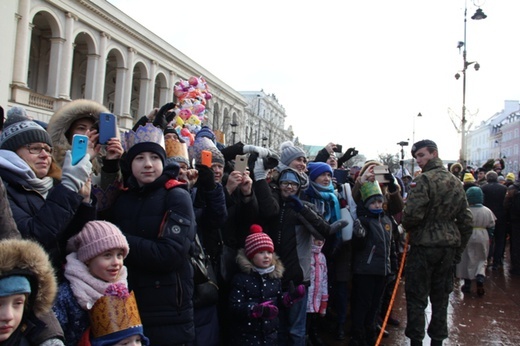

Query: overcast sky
[[108, 0, 520, 161]]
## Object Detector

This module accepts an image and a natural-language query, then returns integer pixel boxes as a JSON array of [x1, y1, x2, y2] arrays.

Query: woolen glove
[[61, 150, 92, 193], [243, 145, 270, 158], [338, 147, 358, 166], [153, 102, 176, 129], [251, 301, 279, 320], [195, 164, 216, 191], [319, 301, 328, 316], [283, 281, 306, 307], [353, 219, 365, 238], [253, 157, 267, 181], [384, 173, 397, 193], [329, 220, 348, 235], [287, 194, 304, 212]]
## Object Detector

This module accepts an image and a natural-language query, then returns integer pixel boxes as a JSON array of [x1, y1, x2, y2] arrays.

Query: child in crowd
[[0, 238, 60, 345], [306, 237, 329, 346], [77, 283, 149, 346], [52, 221, 130, 346], [228, 225, 285, 345], [349, 181, 394, 346]]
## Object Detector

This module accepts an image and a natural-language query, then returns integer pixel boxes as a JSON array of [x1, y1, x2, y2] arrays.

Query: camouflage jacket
[[402, 157, 472, 251]]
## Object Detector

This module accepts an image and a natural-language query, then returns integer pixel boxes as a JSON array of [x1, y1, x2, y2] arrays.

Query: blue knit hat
[[0, 275, 32, 297], [307, 162, 333, 182], [279, 169, 300, 185]]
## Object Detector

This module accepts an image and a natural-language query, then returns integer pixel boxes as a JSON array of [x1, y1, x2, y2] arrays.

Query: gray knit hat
[[280, 141, 306, 166], [0, 107, 52, 151]]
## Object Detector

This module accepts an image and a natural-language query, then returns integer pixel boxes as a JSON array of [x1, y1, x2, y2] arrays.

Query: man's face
[[414, 147, 436, 169], [477, 171, 486, 180]]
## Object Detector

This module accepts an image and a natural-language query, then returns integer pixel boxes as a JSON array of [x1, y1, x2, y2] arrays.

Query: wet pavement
[[320, 242, 520, 345]]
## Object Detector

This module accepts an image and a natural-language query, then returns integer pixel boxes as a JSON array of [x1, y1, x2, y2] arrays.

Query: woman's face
[[131, 151, 163, 186], [289, 157, 307, 173], [314, 172, 332, 187], [0, 294, 26, 342], [69, 118, 95, 139], [15, 142, 53, 178]]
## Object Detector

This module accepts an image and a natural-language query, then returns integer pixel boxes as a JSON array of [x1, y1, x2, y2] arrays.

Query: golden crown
[[89, 291, 143, 338], [123, 123, 165, 152], [165, 138, 189, 160]]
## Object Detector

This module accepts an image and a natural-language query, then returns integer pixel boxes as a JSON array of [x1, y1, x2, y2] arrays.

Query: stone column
[[120, 47, 135, 129], [47, 37, 64, 97], [12, 0, 30, 87], [84, 53, 99, 99], [58, 12, 77, 100], [94, 32, 109, 103]]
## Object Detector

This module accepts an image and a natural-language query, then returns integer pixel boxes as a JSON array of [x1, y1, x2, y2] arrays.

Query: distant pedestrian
[[402, 140, 472, 346], [456, 187, 496, 296]]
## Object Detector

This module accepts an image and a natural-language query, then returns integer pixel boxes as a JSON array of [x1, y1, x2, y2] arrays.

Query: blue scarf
[[305, 181, 341, 222]]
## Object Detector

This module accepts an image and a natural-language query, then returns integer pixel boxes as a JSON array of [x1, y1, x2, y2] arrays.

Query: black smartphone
[[71, 134, 88, 165], [98, 112, 117, 144], [333, 169, 349, 184], [333, 144, 343, 153]]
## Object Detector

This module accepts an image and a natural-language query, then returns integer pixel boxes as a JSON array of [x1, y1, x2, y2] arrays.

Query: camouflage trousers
[[404, 246, 456, 342]]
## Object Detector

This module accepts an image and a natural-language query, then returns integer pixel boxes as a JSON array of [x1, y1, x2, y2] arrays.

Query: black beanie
[[0, 107, 52, 151], [126, 142, 166, 166], [411, 139, 437, 158]]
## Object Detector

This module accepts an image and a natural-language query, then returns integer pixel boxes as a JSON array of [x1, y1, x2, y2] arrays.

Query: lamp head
[[471, 8, 487, 20]]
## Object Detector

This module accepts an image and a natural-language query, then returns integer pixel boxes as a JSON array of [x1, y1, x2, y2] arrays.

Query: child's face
[[369, 199, 383, 211], [113, 334, 143, 345], [131, 152, 164, 186], [87, 248, 125, 283], [0, 294, 26, 342], [252, 251, 273, 269], [313, 239, 324, 247]]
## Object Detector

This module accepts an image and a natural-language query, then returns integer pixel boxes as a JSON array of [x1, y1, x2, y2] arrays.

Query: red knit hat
[[245, 224, 274, 259]]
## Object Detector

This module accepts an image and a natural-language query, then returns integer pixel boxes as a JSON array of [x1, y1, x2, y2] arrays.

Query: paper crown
[[123, 123, 165, 153], [165, 138, 189, 161], [360, 181, 383, 202], [89, 290, 143, 338]]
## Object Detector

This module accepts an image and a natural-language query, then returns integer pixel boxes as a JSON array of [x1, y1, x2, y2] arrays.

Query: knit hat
[[0, 275, 32, 297], [279, 169, 301, 185], [73, 221, 129, 263], [0, 107, 52, 151], [360, 181, 383, 206], [485, 170, 498, 182], [498, 176, 505, 183], [506, 172, 516, 182], [195, 126, 216, 143], [245, 224, 274, 259], [463, 173, 476, 183], [307, 162, 333, 182], [411, 139, 437, 158], [466, 186, 483, 205], [280, 141, 306, 166], [124, 123, 166, 165]]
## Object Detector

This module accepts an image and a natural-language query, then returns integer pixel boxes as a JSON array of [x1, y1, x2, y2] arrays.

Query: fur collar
[[236, 249, 284, 279]]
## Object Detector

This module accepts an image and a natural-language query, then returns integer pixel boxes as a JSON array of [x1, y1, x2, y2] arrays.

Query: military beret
[[411, 139, 438, 158]]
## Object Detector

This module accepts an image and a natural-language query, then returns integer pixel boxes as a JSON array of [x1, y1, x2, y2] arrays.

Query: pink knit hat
[[245, 224, 274, 259], [74, 221, 129, 262]]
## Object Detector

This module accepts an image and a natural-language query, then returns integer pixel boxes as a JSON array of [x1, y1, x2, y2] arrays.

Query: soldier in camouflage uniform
[[402, 140, 473, 346]]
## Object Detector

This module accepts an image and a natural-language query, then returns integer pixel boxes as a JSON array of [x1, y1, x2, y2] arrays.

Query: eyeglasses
[[25, 144, 53, 155], [280, 181, 300, 188]]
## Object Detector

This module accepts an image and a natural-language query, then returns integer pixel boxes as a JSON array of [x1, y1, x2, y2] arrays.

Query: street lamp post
[[457, 2, 486, 165], [411, 112, 422, 175]]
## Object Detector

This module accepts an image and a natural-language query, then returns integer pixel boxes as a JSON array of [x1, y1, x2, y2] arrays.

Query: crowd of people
[[1, 99, 519, 346]]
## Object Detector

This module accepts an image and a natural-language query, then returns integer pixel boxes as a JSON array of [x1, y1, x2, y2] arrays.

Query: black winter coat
[[229, 249, 284, 346], [110, 174, 196, 345], [0, 167, 95, 273], [352, 206, 393, 276]]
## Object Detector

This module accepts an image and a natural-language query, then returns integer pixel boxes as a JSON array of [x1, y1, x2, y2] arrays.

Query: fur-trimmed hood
[[0, 239, 57, 317], [47, 99, 110, 167], [236, 248, 284, 279]]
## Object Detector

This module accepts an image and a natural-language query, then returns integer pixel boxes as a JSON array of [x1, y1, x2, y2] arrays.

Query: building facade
[[1, 0, 293, 149], [466, 100, 520, 174]]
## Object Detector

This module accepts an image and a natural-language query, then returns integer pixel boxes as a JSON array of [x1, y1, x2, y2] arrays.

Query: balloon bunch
[[170, 76, 213, 145]]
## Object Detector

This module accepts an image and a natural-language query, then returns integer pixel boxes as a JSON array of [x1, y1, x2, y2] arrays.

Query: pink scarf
[[64, 252, 128, 310]]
